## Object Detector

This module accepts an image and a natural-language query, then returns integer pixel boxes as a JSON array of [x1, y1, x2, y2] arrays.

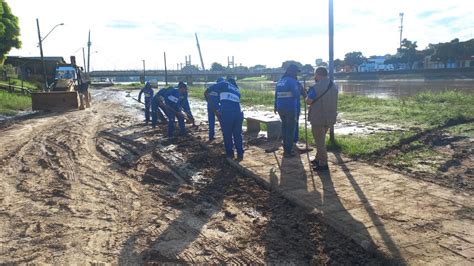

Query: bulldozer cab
[[55, 66, 77, 80]]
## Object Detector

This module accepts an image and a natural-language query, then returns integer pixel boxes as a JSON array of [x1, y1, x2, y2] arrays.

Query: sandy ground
[[0, 88, 383, 264]]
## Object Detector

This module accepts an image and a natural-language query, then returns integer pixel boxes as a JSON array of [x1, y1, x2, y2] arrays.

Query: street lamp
[[36, 19, 64, 91]]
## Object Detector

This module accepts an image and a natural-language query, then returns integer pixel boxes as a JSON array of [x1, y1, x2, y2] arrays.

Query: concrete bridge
[[89, 69, 286, 83]]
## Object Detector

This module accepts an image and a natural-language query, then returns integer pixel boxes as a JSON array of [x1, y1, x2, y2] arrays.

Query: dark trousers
[[278, 110, 297, 155], [165, 109, 186, 137], [144, 102, 151, 122]]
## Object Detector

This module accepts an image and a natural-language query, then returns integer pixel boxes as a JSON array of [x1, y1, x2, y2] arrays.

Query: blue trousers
[[207, 106, 221, 140], [278, 110, 297, 155], [220, 111, 243, 157], [165, 109, 186, 137], [144, 101, 151, 122]]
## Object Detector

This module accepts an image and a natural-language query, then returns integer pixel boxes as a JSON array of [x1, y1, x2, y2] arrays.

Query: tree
[[301, 64, 314, 75], [181, 65, 199, 72], [397, 38, 421, 69], [0, 0, 21, 65], [249, 64, 266, 71], [210, 62, 225, 71], [281, 60, 303, 70], [333, 59, 344, 72], [343, 52, 366, 71]]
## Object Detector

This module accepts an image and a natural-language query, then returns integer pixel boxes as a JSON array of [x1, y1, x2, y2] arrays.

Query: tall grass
[[0, 91, 31, 115]]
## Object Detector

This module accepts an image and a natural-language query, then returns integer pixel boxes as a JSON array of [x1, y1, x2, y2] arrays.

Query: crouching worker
[[306, 67, 338, 171], [205, 77, 224, 141], [154, 82, 194, 138], [206, 78, 244, 160], [138, 81, 154, 124]]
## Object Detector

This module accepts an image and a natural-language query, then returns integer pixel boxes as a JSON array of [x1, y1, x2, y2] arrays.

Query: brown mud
[[0, 89, 384, 264]]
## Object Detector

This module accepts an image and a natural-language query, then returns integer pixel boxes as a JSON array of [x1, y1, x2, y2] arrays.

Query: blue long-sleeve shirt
[[205, 85, 220, 111], [207, 81, 241, 113], [138, 84, 154, 103], [155, 87, 193, 118], [275, 76, 300, 113]]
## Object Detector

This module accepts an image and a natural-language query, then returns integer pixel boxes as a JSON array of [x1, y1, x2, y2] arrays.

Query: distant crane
[[195, 33, 205, 70]]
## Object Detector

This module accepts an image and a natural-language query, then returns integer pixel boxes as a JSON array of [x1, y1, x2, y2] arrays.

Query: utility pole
[[164, 52, 168, 85], [36, 18, 48, 91], [399, 12, 404, 49], [195, 33, 205, 70], [82, 48, 86, 70], [328, 0, 335, 142], [87, 30, 91, 72]]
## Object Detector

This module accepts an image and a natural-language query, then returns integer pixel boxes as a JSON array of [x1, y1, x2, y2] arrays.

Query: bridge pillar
[[186, 75, 193, 85]]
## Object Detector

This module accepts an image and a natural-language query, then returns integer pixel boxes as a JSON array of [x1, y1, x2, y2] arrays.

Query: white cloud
[[7, 0, 473, 70]]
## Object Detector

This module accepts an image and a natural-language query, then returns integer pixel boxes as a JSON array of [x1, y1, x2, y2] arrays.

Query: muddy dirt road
[[0, 88, 384, 264]]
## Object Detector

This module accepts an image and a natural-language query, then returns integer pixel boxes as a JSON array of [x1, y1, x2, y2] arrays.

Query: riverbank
[[189, 86, 473, 191], [334, 67, 474, 81]]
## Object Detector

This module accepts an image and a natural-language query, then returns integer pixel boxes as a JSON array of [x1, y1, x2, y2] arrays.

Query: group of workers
[[137, 63, 338, 171]]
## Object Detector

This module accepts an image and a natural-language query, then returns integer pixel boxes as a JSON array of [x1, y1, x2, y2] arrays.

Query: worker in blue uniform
[[138, 81, 154, 124], [274, 64, 300, 158], [206, 78, 244, 160], [205, 77, 224, 141], [153, 82, 194, 137]]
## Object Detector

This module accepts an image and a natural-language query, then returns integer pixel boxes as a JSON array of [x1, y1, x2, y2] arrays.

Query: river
[[232, 79, 474, 99]]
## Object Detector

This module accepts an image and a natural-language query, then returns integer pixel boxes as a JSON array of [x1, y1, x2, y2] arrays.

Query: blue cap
[[145, 81, 151, 86], [216, 77, 225, 83], [178, 81, 187, 88], [285, 64, 301, 75]]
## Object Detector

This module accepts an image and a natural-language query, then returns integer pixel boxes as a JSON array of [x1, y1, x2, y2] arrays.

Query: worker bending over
[[206, 78, 244, 160], [153, 82, 194, 138], [205, 77, 224, 141], [138, 81, 154, 124]]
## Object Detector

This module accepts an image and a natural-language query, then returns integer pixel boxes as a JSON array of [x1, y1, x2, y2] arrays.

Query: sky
[[7, 0, 474, 71]]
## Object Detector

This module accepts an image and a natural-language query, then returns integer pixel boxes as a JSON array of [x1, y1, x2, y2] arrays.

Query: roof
[[6, 56, 66, 62]]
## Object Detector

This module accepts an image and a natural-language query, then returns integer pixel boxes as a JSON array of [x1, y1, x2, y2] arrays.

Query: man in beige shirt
[[305, 67, 338, 171]]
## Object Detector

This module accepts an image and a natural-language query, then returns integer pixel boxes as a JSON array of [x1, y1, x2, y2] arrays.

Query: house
[[5, 56, 66, 82], [358, 56, 394, 72]]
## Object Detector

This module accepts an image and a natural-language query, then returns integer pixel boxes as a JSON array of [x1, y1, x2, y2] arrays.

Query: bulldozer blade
[[32, 91, 80, 111]]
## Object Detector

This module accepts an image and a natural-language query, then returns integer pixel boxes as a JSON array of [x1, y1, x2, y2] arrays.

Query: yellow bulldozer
[[31, 56, 91, 111]]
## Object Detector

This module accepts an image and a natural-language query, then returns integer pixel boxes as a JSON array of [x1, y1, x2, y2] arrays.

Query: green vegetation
[[191, 87, 471, 159], [188, 85, 275, 107], [339, 90, 473, 128], [238, 76, 269, 82], [190, 86, 473, 130], [0, 90, 31, 115], [296, 126, 415, 158], [0, 78, 41, 91], [0, 0, 22, 64]]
